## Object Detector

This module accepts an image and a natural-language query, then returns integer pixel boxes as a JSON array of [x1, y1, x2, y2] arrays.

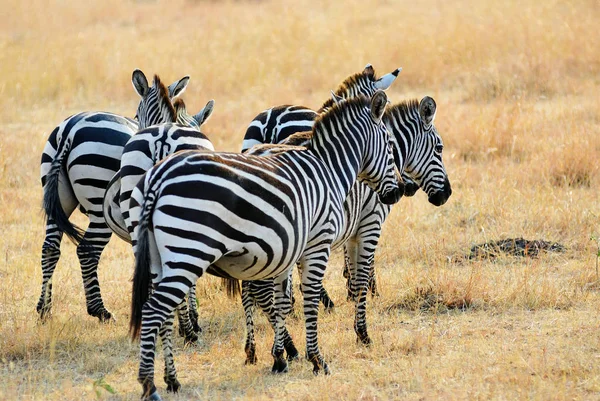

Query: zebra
[[242, 63, 400, 151], [241, 64, 422, 308], [38, 70, 189, 322], [238, 95, 451, 363], [128, 91, 402, 400], [102, 97, 215, 340]]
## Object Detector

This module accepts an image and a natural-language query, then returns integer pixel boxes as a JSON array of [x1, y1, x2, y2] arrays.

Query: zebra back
[[241, 64, 401, 153]]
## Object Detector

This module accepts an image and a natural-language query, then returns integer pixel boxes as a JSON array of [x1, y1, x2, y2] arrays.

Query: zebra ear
[[168, 76, 190, 99], [194, 99, 215, 126], [370, 90, 388, 123], [132, 69, 149, 98], [330, 90, 344, 105], [419, 96, 437, 125], [374, 67, 402, 90], [363, 63, 375, 78]]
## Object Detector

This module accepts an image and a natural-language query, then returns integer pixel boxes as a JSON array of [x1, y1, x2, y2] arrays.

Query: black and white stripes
[[38, 70, 188, 322], [128, 92, 401, 400]]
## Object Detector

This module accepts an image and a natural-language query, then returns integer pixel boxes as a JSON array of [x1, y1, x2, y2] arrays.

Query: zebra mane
[[173, 98, 188, 120], [311, 95, 370, 146], [319, 69, 378, 110], [153, 74, 177, 122], [385, 99, 420, 122]]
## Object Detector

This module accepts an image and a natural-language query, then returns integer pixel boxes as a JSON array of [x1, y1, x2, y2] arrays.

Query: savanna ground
[[1, 0, 599, 399]]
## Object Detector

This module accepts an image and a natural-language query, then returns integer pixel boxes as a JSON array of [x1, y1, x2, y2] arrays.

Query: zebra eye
[[435, 144, 443, 154]]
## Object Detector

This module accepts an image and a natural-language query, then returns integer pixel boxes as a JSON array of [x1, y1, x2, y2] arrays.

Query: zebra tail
[[129, 188, 155, 341], [42, 141, 85, 244], [223, 278, 241, 299]]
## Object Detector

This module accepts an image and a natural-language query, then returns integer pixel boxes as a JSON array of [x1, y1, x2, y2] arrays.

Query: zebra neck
[[308, 132, 362, 203], [384, 116, 415, 172]]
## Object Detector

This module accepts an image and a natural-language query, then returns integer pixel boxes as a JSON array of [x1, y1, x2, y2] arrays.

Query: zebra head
[[173, 98, 215, 130], [387, 96, 452, 207], [131, 69, 190, 129], [356, 91, 404, 205], [318, 64, 402, 112]]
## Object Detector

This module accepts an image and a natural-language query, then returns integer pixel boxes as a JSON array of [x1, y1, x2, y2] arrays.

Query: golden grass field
[[1, 0, 600, 399]]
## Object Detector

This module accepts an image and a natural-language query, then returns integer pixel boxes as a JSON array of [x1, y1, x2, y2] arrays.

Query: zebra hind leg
[[76, 217, 113, 322], [160, 311, 181, 393], [175, 299, 198, 345], [242, 281, 258, 365], [37, 218, 64, 322], [187, 283, 201, 333]]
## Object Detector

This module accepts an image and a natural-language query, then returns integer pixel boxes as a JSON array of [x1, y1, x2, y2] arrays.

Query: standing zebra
[[241, 64, 421, 308], [240, 96, 452, 363], [102, 98, 215, 340], [128, 92, 402, 400], [38, 70, 189, 322]]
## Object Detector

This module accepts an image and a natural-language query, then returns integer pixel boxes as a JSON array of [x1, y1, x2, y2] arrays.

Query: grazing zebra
[[102, 98, 215, 340], [128, 92, 402, 400], [239, 95, 452, 363], [38, 70, 189, 322]]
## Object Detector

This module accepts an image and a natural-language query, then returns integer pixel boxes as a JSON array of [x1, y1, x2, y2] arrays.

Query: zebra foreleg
[[353, 237, 379, 346], [37, 218, 64, 322], [299, 250, 331, 376], [76, 218, 113, 322]]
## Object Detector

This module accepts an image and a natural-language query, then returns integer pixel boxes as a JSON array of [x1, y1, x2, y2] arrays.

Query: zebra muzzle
[[379, 184, 404, 205]]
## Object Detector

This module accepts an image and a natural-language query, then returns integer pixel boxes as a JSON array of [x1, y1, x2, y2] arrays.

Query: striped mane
[[385, 98, 420, 122], [311, 95, 370, 147], [319, 69, 378, 110], [153, 74, 176, 122]]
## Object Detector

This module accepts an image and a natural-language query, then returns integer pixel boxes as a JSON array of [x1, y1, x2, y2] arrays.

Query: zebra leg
[[343, 245, 353, 300], [37, 217, 65, 322], [353, 235, 380, 346], [271, 273, 293, 373], [319, 287, 335, 312], [368, 259, 379, 297], [299, 250, 331, 376], [187, 284, 200, 333], [265, 273, 299, 361], [242, 280, 258, 365], [345, 239, 360, 303], [160, 311, 180, 393], [137, 283, 188, 401], [175, 300, 198, 345], [76, 216, 113, 322]]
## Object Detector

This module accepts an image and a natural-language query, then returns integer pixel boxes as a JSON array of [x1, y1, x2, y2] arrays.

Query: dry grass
[[1, 0, 600, 399]]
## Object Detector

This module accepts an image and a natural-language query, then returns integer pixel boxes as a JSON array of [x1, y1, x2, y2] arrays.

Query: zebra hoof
[[94, 310, 114, 323], [245, 350, 258, 365], [356, 333, 372, 346], [183, 332, 199, 346], [286, 347, 299, 362], [37, 308, 52, 323], [147, 390, 163, 401], [271, 357, 288, 373], [310, 356, 330, 376], [166, 378, 181, 393]]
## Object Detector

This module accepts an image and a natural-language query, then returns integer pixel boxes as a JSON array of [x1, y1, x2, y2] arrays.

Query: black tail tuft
[[223, 278, 241, 299], [42, 147, 85, 244], [129, 223, 151, 341]]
